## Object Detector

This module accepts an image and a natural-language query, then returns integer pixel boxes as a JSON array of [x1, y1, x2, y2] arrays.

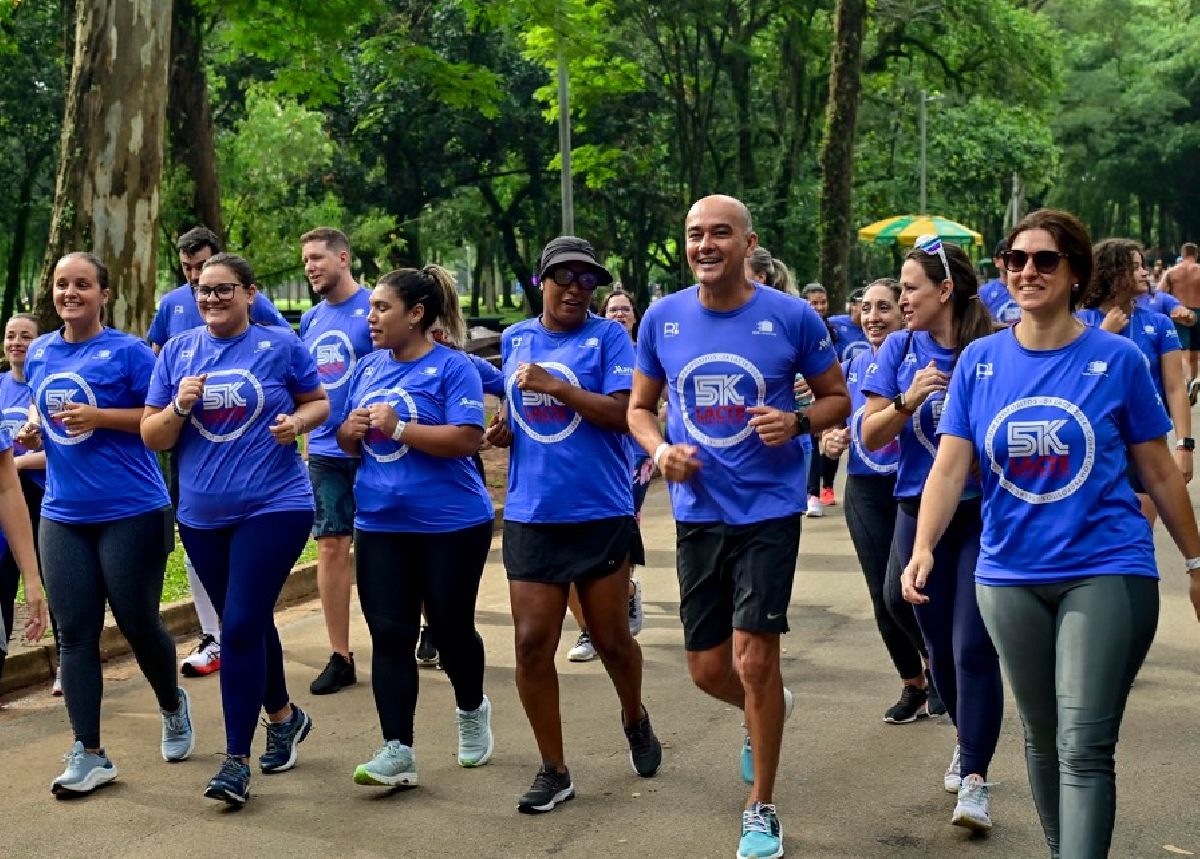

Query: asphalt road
[[1, 480, 1198, 858]]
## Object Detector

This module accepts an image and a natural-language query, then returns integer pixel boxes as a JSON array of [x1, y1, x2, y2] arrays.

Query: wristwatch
[[1177, 437, 1195, 451], [172, 398, 191, 418], [893, 393, 915, 415], [792, 409, 811, 438], [391, 419, 407, 442]]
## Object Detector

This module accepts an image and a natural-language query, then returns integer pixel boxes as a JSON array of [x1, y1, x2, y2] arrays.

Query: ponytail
[[425, 264, 466, 345], [378, 263, 463, 338]]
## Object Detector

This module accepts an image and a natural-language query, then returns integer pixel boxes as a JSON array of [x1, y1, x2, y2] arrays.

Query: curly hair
[[1083, 238, 1140, 311]]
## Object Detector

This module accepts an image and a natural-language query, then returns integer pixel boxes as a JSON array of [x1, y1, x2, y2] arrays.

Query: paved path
[[1, 481, 1198, 858]]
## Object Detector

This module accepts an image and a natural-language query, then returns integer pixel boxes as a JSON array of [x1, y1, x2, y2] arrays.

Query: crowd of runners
[[0, 196, 1199, 859]]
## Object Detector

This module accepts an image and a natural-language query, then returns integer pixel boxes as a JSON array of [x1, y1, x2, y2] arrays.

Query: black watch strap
[[1178, 437, 1196, 451], [793, 409, 811, 437], [893, 393, 915, 415]]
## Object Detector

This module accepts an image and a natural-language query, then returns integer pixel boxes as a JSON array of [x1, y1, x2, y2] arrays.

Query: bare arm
[[267, 387, 330, 446], [628, 370, 700, 482], [141, 404, 188, 451], [1161, 353, 1193, 482], [802, 360, 851, 433], [1131, 437, 1200, 558], [862, 360, 949, 450], [900, 435, 975, 604], [13, 451, 46, 471], [0, 450, 46, 639]]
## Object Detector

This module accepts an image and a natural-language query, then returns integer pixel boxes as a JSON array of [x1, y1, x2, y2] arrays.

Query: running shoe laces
[[459, 710, 485, 742], [742, 803, 778, 835], [529, 764, 563, 794], [192, 633, 217, 655], [216, 755, 246, 781]]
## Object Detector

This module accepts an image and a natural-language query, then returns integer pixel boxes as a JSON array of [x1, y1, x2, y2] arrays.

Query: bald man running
[[1162, 243, 1200, 403], [629, 195, 850, 859]]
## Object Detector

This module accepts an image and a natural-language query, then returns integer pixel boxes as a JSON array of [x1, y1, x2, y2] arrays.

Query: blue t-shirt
[[939, 327, 1168, 585], [502, 314, 636, 524], [468, 353, 505, 397], [25, 329, 170, 523], [147, 283, 289, 347], [0, 371, 45, 489], [861, 329, 971, 499], [1076, 307, 1179, 400], [843, 351, 899, 478], [637, 285, 836, 525], [344, 345, 493, 533], [146, 325, 318, 528], [299, 287, 374, 459], [828, 314, 871, 362], [1136, 290, 1181, 317], [979, 278, 1021, 325]]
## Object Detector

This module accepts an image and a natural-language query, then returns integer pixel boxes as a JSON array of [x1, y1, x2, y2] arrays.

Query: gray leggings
[[976, 575, 1158, 859], [41, 508, 180, 749]]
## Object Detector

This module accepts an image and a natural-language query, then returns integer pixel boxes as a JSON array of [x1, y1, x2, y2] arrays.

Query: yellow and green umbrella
[[858, 215, 983, 249]]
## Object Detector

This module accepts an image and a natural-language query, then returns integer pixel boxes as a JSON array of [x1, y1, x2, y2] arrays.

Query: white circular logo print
[[843, 340, 871, 362], [2, 406, 27, 449], [507, 362, 582, 444], [37, 372, 98, 445], [850, 403, 898, 475], [311, 330, 356, 390], [676, 352, 766, 449], [911, 391, 945, 458], [359, 387, 418, 462], [984, 396, 1095, 505], [190, 369, 265, 443]]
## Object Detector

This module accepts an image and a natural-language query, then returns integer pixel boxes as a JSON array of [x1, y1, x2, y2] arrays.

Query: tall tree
[[818, 0, 867, 300], [168, 0, 223, 238], [35, 0, 174, 335]]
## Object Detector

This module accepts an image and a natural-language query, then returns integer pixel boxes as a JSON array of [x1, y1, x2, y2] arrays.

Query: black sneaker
[[884, 684, 929, 724], [517, 763, 575, 814], [926, 670, 947, 716], [416, 626, 438, 667], [622, 706, 662, 777], [310, 652, 356, 695]]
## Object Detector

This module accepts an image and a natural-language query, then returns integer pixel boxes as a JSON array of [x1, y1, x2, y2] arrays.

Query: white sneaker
[[805, 495, 824, 518], [568, 632, 597, 662], [951, 774, 993, 831], [181, 634, 221, 677], [944, 743, 962, 793], [51, 665, 63, 697], [628, 578, 644, 637]]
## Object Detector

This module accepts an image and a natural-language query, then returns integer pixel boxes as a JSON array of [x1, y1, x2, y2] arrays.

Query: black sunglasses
[[1001, 249, 1069, 275], [550, 267, 600, 291]]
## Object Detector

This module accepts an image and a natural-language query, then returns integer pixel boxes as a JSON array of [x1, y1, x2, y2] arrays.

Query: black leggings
[[40, 508, 179, 748], [843, 474, 924, 680], [0, 475, 58, 680], [807, 447, 840, 496], [355, 522, 493, 745]]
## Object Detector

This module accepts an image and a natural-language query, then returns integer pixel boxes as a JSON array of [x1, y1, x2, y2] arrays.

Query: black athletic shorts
[[504, 515, 644, 584], [675, 513, 803, 651]]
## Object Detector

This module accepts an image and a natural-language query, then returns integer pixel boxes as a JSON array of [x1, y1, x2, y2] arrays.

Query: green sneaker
[[354, 740, 417, 787], [457, 695, 494, 767]]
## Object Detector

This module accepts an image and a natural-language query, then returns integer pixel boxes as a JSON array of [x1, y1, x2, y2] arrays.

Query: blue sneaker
[[741, 687, 795, 785], [51, 741, 118, 796], [259, 705, 312, 773], [205, 756, 251, 806], [354, 740, 418, 786], [457, 695, 494, 767], [737, 802, 784, 859], [161, 687, 195, 762]]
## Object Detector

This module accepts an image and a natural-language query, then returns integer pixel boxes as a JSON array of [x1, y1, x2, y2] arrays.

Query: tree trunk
[[168, 0, 223, 238], [36, 0, 174, 337], [2, 162, 41, 327], [817, 0, 867, 304]]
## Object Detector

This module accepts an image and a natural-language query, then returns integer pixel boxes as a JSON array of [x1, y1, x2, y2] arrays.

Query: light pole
[[918, 90, 943, 215]]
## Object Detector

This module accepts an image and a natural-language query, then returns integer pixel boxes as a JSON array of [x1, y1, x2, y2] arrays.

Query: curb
[[0, 505, 506, 697]]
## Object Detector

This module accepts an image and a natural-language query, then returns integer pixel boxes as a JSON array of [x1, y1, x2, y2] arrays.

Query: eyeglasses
[[913, 234, 952, 284], [194, 283, 239, 300], [550, 267, 600, 291], [1000, 249, 1068, 274]]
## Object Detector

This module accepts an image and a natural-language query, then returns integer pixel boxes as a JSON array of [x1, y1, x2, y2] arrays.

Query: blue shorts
[[1175, 309, 1200, 351], [308, 455, 358, 539]]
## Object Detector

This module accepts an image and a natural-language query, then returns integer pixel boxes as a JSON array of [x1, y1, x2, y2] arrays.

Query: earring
[[409, 322, 416, 330]]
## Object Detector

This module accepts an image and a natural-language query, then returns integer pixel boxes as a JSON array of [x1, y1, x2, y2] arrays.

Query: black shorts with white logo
[[504, 515, 644, 584], [675, 513, 803, 651]]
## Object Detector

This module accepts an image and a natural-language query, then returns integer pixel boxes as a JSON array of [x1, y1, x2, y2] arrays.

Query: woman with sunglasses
[[821, 279, 938, 724], [21, 252, 192, 796], [486, 236, 661, 814], [1078, 239, 1191, 524], [564, 288, 649, 662], [904, 209, 1200, 858], [336, 265, 496, 790], [861, 235, 1002, 831], [143, 253, 329, 807]]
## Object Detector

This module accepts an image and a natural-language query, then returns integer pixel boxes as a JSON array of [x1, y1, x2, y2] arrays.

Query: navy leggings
[[893, 500, 1003, 779], [179, 509, 313, 757]]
